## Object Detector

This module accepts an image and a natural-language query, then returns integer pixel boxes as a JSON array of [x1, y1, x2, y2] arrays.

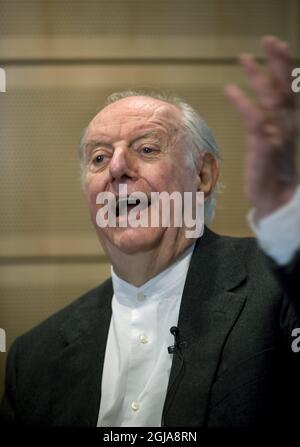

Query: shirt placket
[[121, 296, 157, 425]]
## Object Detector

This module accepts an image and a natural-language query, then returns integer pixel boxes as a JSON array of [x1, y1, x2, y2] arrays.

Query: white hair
[[79, 90, 221, 223]]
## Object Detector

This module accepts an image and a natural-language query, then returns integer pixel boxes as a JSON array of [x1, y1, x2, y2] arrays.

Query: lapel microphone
[[168, 326, 180, 354], [163, 326, 186, 426]]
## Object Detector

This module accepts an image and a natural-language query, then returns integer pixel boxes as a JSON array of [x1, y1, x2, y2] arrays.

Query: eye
[[141, 146, 155, 154], [93, 154, 105, 164]]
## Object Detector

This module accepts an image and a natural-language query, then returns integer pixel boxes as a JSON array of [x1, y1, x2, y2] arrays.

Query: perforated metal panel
[[0, 262, 111, 395], [0, 0, 298, 59], [0, 67, 251, 237], [0, 0, 292, 36], [0, 0, 299, 399]]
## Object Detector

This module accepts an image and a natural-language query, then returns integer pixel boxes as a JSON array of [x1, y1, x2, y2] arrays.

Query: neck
[[102, 234, 196, 287]]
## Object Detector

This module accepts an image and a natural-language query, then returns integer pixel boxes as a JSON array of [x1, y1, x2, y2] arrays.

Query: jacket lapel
[[162, 228, 247, 426], [53, 279, 113, 426]]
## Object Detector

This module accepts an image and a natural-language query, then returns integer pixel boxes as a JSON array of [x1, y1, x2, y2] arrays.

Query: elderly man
[[1, 36, 300, 427]]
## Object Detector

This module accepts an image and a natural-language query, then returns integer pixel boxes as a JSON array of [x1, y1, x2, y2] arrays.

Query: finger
[[262, 36, 295, 103], [238, 54, 275, 109], [262, 36, 293, 82], [238, 41, 295, 109], [224, 84, 263, 132]]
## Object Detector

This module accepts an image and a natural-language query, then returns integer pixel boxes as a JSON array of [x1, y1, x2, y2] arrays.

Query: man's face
[[82, 96, 199, 255]]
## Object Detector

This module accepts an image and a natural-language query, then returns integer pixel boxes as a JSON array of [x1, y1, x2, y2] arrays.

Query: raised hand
[[225, 36, 299, 219]]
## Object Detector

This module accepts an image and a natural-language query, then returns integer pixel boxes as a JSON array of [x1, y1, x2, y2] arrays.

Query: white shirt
[[97, 184, 300, 427], [248, 185, 300, 265], [97, 242, 195, 427]]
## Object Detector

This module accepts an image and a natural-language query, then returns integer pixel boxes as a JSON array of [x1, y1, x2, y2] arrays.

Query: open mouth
[[115, 196, 151, 217]]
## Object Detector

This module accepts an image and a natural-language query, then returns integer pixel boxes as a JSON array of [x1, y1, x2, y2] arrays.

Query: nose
[[108, 146, 137, 183]]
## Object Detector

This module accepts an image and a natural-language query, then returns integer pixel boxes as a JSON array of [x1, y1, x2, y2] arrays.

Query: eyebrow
[[85, 140, 113, 153], [131, 131, 163, 145], [85, 130, 165, 153]]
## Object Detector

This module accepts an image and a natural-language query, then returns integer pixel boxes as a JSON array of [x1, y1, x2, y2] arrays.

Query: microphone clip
[[168, 326, 181, 354]]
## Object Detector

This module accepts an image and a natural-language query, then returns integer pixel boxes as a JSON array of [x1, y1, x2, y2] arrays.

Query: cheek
[[153, 161, 196, 193], [84, 176, 107, 208], [177, 159, 198, 189], [147, 172, 174, 193]]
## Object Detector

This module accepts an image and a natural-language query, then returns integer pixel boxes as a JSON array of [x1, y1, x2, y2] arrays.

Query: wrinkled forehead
[[86, 96, 184, 141]]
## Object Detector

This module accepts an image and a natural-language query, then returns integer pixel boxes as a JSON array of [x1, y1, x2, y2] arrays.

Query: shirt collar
[[111, 242, 196, 307]]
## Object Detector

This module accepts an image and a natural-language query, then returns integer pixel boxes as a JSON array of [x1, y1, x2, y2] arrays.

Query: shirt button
[[131, 401, 140, 411], [139, 335, 149, 344], [137, 292, 145, 302]]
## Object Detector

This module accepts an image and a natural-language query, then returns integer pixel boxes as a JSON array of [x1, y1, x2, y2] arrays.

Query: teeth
[[117, 196, 148, 205], [114, 195, 151, 217]]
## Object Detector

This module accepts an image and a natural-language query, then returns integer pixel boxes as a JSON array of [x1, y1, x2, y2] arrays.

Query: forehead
[[86, 96, 183, 141]]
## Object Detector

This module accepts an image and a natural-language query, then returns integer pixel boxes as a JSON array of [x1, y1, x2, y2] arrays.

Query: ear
[[196, 152, 219, 199]]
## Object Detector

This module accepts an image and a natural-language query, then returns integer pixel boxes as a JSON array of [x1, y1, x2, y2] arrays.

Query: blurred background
[[0, 0, 299, 397]]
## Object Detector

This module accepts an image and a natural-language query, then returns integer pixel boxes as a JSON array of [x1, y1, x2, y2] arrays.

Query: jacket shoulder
[[11, 277, 113, 356], [203, 228, 282, 292]]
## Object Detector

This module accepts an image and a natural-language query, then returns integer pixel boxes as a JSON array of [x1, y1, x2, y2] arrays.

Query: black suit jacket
[[1, 227, 300, 426]]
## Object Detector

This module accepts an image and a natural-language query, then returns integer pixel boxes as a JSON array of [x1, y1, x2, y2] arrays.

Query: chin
[[100, 227, 164, 255]]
